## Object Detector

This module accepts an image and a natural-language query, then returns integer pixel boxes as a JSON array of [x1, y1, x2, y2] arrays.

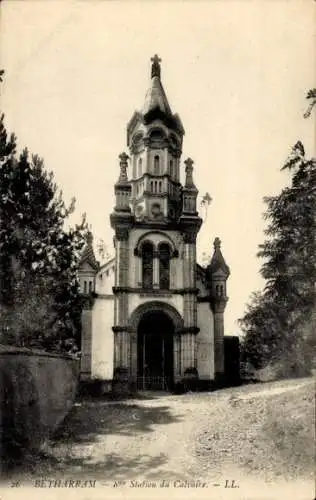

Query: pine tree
[[240, 143, 315, 375], [0, 74, 87, 352]]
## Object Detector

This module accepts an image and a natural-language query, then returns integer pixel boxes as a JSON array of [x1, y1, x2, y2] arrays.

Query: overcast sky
[[1, 1, 315, 335]]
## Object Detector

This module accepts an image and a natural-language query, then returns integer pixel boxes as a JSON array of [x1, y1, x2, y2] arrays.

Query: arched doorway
[[137, 311, 174, 391]]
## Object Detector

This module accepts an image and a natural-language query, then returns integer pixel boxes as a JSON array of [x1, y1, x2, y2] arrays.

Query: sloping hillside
[[194, 377, 315, 485]]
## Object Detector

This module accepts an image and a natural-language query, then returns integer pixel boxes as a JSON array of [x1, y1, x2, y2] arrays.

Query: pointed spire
[[151, 54, 161, 79], [208, 237, 230, 277], [80, 231, 99, 271], [214, 237, 221, 251], [143, 55, 172, 117]]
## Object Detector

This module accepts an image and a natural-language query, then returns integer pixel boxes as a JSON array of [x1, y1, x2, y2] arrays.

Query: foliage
[[239, 140, 316, 376], [303, 88, 316, 118], [0, 75, 87, 353], [200, 192, 212, 221], [96, 237, 112, 262]]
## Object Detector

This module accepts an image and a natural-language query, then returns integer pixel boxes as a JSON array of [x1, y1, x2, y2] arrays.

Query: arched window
[[159, 243, 171, 289], [84, 281, 87, 294], [88, 281, 93, 293], [169, 159, 173, 178], [138, 158, 142, 177], [142, 242, 154, 289], [154, 155, 160, 175]]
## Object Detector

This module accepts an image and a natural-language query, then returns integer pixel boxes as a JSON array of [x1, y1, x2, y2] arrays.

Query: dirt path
[[7, 378, 314, 499]]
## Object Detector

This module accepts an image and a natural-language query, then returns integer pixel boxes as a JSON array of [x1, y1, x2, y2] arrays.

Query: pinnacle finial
[[118, 152, 129, 181], [214, 237, 221, 250], [184, 157, 194, 169], [184, 157, 195, 188], [151, 54, 161, 78]]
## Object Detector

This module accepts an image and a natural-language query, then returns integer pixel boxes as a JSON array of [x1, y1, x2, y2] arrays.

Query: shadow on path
[[52, 399, 182, 444], [2, 398, 184, 482]]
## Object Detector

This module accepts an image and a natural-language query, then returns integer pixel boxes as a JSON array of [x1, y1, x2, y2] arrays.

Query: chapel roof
[[127, 55, 185, 139], [142, 75, 172, 117], [208, 237, 230, 277], [79, 231, 99, 271]]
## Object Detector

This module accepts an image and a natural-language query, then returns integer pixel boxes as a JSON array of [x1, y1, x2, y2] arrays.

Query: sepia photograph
[[0, 1, 315, 499]]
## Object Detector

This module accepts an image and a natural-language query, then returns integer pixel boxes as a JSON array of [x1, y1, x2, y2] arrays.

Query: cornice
[[112, 286, 199, 295]]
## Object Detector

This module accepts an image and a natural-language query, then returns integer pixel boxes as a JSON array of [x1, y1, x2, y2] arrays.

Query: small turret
[[206, 237, 230, 306], [78, 231, 99, 295], [110, 153, 134, 241], [206, 237, 230, 382], [113, 152, 132, 213], [182, 158, 198, 215]]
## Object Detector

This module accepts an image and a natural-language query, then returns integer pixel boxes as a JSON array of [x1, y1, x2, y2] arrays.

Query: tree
[[239, 94, 316, 376], [0, 74, 87, 352], [303, 88, 316, 118]]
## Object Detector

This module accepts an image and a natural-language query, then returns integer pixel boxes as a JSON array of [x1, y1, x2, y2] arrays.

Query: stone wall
[[197, 302, 215, 381], [0, 345, 79, 472], [91, 297, 114, 379]]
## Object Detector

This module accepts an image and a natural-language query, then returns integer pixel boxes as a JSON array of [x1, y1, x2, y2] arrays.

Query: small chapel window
[[158, 243, 171, 290], [154, 155, 160, 175], [89, 281, 93, 293], [142, 242, 154, 289], [84, 281, 87, 294], [169, 160, 173, 178]]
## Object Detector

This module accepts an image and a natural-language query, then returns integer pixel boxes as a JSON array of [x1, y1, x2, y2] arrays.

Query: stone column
[[181, 233, 198, 374], [180, 332, 196, 372], [153, 251, 160, 289], [130, 330, 138, 388], [213, 301, 226, 377], [80, 297, 94, 380], [113, 329, 130, 370], [173, 334, 181, 382], [136, 254, 142, 287], [113, 227, 130, 376]]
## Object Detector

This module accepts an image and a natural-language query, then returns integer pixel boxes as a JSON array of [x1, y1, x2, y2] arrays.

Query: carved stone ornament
[[151, 203, 163, 219], [115, 227, 130, 241], [183, 230, 198, 244]]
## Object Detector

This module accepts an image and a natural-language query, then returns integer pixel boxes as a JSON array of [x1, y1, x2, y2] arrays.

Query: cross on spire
[[214, 237, 221, 250], [151, 54, 162, 78]]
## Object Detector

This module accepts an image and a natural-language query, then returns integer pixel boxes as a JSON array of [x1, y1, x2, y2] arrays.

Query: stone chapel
[[78, 55, 230, 392]]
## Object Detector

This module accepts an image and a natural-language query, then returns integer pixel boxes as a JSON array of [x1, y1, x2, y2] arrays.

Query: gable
[[80, 261, 96, 273]]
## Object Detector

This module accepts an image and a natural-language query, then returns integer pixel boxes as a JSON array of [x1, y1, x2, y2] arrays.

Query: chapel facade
[[78, 56, 230, 392]]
